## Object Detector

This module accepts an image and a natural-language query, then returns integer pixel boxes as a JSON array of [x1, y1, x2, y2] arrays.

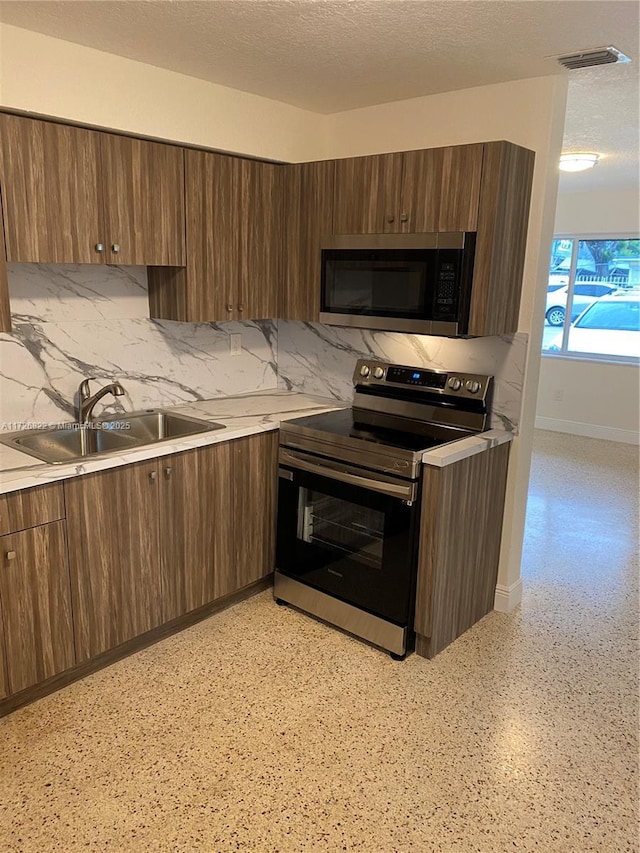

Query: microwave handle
[[278, 448, 417, 502]]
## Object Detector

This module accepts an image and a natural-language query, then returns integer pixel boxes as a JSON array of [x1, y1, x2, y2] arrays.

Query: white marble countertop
[[0, 391, 514, 495], [0, 391, 345, 496]]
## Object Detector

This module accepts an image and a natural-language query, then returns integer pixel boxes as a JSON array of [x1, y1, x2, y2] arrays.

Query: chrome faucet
[[77, 378, 126, 424]]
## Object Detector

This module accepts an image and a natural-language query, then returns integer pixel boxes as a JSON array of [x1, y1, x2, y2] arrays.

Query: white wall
[[0, 23, 570, 610], [0, 23, 327, 162], [536, 188, 640, 444]]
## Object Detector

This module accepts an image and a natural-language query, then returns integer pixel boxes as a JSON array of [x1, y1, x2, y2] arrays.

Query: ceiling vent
[[554, 45, 631, 70]]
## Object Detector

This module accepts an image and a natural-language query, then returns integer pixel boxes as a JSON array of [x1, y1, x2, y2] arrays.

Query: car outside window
[[543, 237, 640, 362]]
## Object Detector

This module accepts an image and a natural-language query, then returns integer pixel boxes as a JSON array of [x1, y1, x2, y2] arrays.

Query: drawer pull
[[6, 551, 16, 561], [164, 466, 172, 479], [149, 471, 157, 483]]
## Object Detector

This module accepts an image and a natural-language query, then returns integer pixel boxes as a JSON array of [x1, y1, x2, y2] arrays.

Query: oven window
[[297, 489, 384, 569]]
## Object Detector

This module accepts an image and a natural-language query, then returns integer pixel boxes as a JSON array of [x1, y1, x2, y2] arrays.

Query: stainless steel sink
[[6, 425, 140, 464], [0, 410, 226, 464], [98, 411, 226, 444]]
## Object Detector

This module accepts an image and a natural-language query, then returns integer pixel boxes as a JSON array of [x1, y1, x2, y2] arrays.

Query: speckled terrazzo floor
[[1, 430, 638, 853]]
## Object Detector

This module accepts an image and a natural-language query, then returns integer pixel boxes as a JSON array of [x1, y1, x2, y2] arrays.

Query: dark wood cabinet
[[332, 143, 484, 236], [414, 442, 510, 659], [0, 114, 103, 264], [65, 434, 277, 658], [218, 432, 278, 597], [160, 442, 234, 621], [0, 113, 185, 268], [333, 152, 402, 234], [469, 141, 535, 336], [101, 133, 185, 266], [0, 207, 10, 333], [239, 160, 282, 320], [0, 520, 75, 693], [282, 160, 335, 321], [0, 482, 65, 537], [65, 459, 162, 662], [149, 151, 281, 323]]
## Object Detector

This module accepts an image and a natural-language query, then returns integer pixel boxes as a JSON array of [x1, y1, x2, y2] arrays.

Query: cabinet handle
[[164, 466, 172, 479], [386, 215, 395, 223], [6, 551, 16, 561], [399, 212, 408, 222], [94, 243, 105, 253], [226, 304, 234, 313], [111, 243, 121, 254], [149, 471, 157, 482], [237, 304, 244, 313]]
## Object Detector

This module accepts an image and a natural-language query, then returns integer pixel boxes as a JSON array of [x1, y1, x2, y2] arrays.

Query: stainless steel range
[[275, 359, 493, 658]]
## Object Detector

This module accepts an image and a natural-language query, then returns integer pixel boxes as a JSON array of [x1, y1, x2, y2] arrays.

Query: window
[[543, 237, 640, 362]]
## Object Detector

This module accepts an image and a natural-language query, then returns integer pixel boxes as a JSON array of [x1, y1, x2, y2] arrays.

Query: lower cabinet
[[0, 520, 75, 693], [65, 432, 279, 661], [160, 440, 234, 621], [65, 458, 163, 662], [414, 442, 511, 658]]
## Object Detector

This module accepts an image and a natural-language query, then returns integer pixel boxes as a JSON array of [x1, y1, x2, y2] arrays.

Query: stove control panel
[[353, 359, 492, 402]]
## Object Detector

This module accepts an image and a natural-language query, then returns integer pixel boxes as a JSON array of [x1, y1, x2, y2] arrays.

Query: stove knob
[[465, 380, 481, 394], [359, 364, 371, 378], [447, 376, 462, 391], [373, 366, 385, 379]]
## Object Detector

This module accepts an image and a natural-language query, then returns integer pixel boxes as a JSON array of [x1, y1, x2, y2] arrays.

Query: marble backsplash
[[0, 264, 527, 432], [277, 322, 528, 431], [0, 265, 277, 427]]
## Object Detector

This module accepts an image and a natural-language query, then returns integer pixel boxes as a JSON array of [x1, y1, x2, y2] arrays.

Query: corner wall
[[536, 188, 640, 444]]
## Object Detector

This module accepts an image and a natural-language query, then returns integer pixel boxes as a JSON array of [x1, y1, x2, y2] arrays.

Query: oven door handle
[[279, 448, 418, 502]]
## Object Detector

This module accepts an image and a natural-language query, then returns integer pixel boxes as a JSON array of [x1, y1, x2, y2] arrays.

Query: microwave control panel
[[433, 250, 462, 320]]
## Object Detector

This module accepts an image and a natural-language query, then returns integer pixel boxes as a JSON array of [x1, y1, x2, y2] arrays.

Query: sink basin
[[0, 410, 226, 464], [7, 425, 140, 464], [98, 411, 226, 443]]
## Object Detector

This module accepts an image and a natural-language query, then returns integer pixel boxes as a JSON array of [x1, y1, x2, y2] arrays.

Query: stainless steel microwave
[[320, 232, 476, 336]]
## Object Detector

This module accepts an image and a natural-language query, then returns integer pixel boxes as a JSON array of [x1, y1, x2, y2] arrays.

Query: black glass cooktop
[[285, 408, 467, 454]]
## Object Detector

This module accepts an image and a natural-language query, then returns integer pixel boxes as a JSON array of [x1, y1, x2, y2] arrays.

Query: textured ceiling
[[0, 0, 638, 192]]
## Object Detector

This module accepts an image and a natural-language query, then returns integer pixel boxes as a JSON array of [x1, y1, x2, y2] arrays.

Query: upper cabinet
[[282, 160, 335, 322], [100, 133, 185, 266], [148, 150, 282, 323], [0, 111, 533, 337], [332, 144, 484, 235], [0, 115, 103, 264], [0, 113, 185, 267]]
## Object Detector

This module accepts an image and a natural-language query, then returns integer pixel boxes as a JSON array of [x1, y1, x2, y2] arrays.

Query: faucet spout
[[77, 378, 126, 424]]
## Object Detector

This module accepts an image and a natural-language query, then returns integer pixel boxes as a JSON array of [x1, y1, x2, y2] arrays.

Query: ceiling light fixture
[[559, 152, 600, 172]]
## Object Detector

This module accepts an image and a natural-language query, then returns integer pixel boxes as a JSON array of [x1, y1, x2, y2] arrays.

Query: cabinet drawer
[[0, 483, 65, 535]]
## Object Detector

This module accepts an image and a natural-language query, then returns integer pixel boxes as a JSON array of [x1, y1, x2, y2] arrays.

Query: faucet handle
[[79, 378, 96, 401]]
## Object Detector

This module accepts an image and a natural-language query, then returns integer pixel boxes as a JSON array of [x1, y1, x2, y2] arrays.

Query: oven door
[[276, 451, 420, 626]]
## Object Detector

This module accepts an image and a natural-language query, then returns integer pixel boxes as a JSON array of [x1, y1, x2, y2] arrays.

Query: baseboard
[[535, 416, 639, 445], [494, 578, 523, 612]]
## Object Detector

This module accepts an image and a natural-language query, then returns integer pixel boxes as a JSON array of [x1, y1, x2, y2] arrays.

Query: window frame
[[542, 232, 640, 365]]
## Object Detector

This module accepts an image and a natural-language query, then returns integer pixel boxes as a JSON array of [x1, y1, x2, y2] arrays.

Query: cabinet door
[[438, 144, 484, 232], [239, 160, 282, 320], [101, 134, 185, 266], [0, 114, 103, 264], [160, 443, 234, 621], [400, 148, 443, 233], [333, 153, 402, 234], [282, 160, 334, 321], [218, 432, 278, 598], [65, 460, 162, 662], [0, 521, 75, 693]]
